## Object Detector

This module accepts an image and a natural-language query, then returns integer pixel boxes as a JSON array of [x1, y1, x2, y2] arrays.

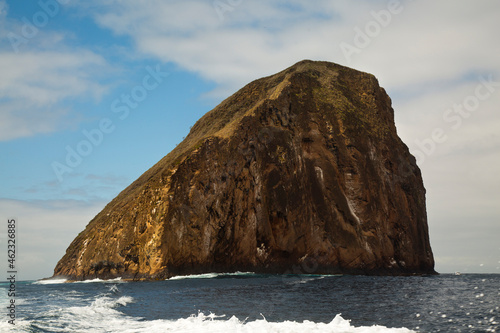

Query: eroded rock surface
[[54, 60, 435, 281]]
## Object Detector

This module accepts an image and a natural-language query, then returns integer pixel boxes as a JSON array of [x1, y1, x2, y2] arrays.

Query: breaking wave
[[167, 271, 258, 280], [33, 277, 125, 285], [9, 295, 415, 333]]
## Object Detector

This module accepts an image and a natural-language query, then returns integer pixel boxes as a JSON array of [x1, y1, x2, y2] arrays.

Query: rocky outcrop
[[53, 60, 435, 281]]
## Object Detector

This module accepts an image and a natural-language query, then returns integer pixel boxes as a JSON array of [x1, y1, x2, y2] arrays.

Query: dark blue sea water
[[1, 273, 498, 332]]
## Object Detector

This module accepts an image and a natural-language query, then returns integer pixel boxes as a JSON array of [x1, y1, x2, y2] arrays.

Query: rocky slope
[[54, 60, 435, 281]]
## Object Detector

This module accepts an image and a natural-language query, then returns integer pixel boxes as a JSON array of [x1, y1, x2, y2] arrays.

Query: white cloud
[[0, 3, 112, 142], [0, 199, 106, 281], [0, 50, 110, 141], [88, 0, 359, 96], [0, 51, 107, 104], [87, 0, 500, 96], [350, 0, 500, 91]]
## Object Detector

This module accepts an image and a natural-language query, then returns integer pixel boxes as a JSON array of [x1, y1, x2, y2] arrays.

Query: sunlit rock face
[[54, 60, 435, 281]]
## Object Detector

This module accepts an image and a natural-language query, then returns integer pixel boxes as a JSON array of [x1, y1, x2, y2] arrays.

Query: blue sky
[[1, 0, 499, 280]]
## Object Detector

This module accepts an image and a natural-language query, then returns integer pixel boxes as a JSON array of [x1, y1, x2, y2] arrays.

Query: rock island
[[53, 60, 435, 281]]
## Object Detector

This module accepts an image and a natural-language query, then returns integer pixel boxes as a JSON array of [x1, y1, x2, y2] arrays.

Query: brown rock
[[53, 60, 435, 281]]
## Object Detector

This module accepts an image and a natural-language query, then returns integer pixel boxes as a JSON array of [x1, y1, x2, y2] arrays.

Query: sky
[[0, 0, 499, 281]]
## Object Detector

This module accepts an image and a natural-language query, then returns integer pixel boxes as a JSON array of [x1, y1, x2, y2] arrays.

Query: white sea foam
[[23, 276, 417, 333], [32, 277, 125, 285], [260, 274, 340, 287], [168, 273, 220, 280], [157, 313, 417, 333], [167, 272, 341, 281], [167, 272, 257, 280], [73, 277, 125, 284], [22, 292, 416, 333], [32, 278, 69, 285], [27, 307, 417, 333], [0, 319, 32, 332]]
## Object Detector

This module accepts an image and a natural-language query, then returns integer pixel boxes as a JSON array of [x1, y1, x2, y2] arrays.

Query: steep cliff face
[[54, 60, 435, 280]]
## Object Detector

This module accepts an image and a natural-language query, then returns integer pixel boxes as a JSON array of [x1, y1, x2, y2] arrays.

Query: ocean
[[1, 273, 498, 332]]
